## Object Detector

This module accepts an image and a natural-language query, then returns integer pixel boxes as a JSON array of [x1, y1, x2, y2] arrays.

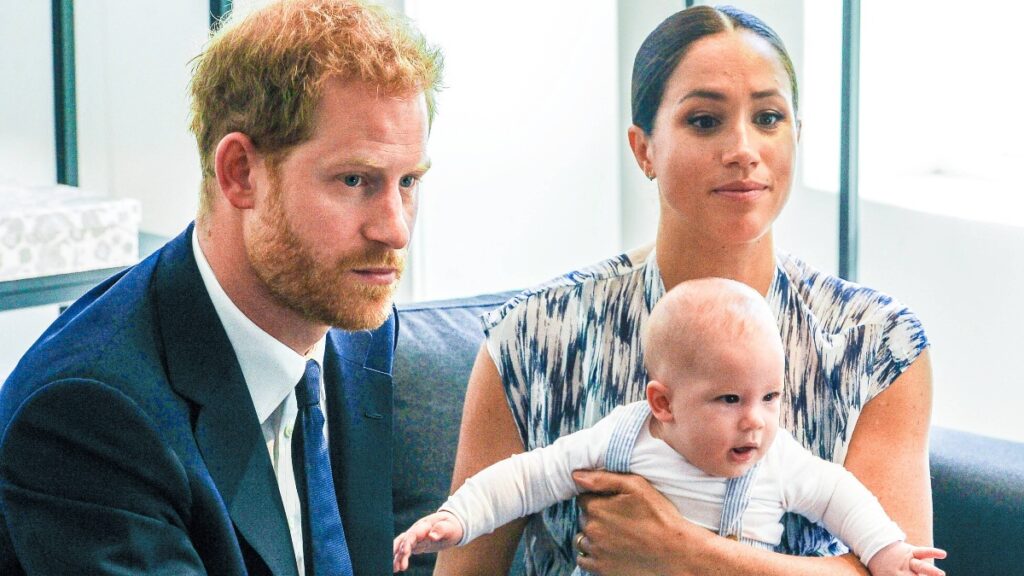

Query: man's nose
[[363, 184, 413, 249]]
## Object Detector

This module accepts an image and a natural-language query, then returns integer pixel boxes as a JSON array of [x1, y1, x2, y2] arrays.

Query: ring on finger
[[575, 533, 587, 558]]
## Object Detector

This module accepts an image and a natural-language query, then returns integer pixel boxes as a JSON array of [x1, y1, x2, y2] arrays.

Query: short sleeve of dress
[[481, 294, 536, 447], [866, 301, 929, 402]]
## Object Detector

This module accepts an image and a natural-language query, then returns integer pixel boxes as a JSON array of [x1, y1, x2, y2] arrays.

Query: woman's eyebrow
[[678, 88, 784, 104], [752, 89, 783, 100], [678, 89, 726, 104]]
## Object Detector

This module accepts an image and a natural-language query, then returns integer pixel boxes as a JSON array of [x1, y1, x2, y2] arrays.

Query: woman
[[436, 6, 934, 576]]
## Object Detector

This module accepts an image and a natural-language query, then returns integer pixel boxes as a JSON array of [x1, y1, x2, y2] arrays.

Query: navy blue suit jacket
[[0, 225, 397, 575]]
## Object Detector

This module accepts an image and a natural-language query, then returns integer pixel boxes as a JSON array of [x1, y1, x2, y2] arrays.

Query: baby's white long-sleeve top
[[441, 402, 905, 565]]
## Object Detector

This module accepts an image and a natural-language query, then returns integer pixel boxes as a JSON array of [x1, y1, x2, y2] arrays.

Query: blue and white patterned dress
[[482, 245, 929, 576]]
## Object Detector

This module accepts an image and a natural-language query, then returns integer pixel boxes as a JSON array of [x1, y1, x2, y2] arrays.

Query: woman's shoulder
[[481, 244, 655, 331], [775, 253, 921, 331]]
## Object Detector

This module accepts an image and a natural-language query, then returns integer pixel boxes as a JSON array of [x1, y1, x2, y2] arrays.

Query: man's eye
[[342, 175, 363, 187], [688, 115, 720, 130], [399, 175, 417, 188]]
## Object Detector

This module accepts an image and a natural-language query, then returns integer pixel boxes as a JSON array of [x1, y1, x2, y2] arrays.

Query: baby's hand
[[866, 541, 947, 576], [392, 511, 464, 572]]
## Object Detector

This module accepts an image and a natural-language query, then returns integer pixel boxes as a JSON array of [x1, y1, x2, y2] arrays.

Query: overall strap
[[719, 460, 764, 544], [604, 402, 652, 472], [574, 402, 653, 576]]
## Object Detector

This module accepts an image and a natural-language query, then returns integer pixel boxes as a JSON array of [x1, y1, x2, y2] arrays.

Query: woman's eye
[[399, 175, 417, 188], [688, 115, 720, 130], [342, 175, 363, 187], [719, 394, 740, 404], [754, 111, 783, 128]]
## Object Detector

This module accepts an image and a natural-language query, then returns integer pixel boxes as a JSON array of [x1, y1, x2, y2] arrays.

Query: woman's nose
[[721, 122, 760, 169]]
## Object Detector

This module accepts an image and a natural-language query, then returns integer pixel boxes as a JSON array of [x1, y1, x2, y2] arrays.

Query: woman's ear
[[646, 380, 674, 423], [214, 132, 261, 210], [627, 124, 656, 181]]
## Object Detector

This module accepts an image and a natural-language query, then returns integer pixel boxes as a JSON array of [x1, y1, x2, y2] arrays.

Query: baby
[[394, 278, 946, 575]]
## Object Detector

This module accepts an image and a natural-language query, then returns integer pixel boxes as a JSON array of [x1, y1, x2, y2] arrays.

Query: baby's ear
[[646, 380, 673, 422]]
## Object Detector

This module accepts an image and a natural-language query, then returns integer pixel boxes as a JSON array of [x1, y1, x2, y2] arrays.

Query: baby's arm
[[393, 511, 464, 573], [777, 431, 947, 570], [393, 409, 616, 571], [866, 541, 947, 576], [440, 409, 615, 543]]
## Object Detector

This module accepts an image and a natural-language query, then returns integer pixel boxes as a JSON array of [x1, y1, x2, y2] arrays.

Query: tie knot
[[295, 359, 321, 407]]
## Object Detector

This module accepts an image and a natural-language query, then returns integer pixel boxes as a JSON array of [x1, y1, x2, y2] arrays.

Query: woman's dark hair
[[631, 5, 799, 134]]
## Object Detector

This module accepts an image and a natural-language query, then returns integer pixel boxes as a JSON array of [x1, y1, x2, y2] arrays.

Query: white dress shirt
[[192, 231, 327, 576]]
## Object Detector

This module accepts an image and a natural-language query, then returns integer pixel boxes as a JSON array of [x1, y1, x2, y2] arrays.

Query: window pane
[[859, 3, 1024, 441]]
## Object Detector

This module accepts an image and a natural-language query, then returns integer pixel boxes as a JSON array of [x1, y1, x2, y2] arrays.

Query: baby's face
[[659, 333, 784, 478]]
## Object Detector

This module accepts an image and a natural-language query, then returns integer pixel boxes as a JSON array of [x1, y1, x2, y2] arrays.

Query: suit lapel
[[155, 225, 298, 576], [323, 315, 395, 576]]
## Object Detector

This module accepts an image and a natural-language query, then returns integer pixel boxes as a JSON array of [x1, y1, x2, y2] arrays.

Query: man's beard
[[245, 178, 405, 331]]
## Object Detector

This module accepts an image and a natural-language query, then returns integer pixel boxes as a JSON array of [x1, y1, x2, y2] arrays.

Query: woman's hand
[[573, 470, 715, 576]]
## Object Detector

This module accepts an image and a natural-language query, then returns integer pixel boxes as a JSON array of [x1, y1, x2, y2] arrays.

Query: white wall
[[859, 203, 1024, 442], [403, 0, 621, 300], [75, 0, 208, 238], [0, 0, 56, 185]]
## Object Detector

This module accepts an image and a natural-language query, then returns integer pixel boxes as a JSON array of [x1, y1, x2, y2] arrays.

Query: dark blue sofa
[[393, 293, 1024, 576]]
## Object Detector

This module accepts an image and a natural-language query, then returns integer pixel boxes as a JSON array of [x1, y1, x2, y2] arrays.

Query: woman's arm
[[572, 352, 935, 576], [844, 349, 935, 546], [433, 344, 528, 576]]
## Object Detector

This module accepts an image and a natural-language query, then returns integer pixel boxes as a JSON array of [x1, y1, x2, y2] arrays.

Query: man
[[0, 1, 441, 574]]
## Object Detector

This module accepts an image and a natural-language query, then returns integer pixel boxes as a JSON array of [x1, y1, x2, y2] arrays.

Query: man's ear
[[214, 132, 261, 210], [646, 380, 674, 423]]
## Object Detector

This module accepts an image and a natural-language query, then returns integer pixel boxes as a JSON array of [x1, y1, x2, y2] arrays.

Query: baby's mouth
[[729, 442, 761, 459]]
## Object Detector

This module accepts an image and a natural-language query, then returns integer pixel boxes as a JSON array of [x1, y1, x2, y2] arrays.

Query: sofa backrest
[[929, 426, 1024, 574], [393, 292, 522, 576]]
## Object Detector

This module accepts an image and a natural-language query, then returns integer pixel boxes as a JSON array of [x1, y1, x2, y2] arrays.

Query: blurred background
[[2, 0, 1021, 442]]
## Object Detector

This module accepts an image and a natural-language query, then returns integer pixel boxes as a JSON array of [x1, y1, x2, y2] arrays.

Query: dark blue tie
[[293, 359, 354, 576]]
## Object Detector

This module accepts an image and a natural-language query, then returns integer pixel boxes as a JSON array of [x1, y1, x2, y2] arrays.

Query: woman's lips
[[713, 180, 769, 199]]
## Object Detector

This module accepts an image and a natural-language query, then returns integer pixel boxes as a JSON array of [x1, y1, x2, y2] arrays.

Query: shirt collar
[[191, 230, 326, 423]]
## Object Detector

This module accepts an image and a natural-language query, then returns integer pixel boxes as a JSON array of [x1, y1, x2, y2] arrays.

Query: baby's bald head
[[644, 278, 781, 386]]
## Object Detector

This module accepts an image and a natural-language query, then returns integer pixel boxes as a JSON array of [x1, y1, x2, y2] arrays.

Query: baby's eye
[[718, 394, 741, 404], [341, 174, 363, 187], [688, 114, 720, 130], [762, 391, 781, 402], [754, 111, 783, 128]]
